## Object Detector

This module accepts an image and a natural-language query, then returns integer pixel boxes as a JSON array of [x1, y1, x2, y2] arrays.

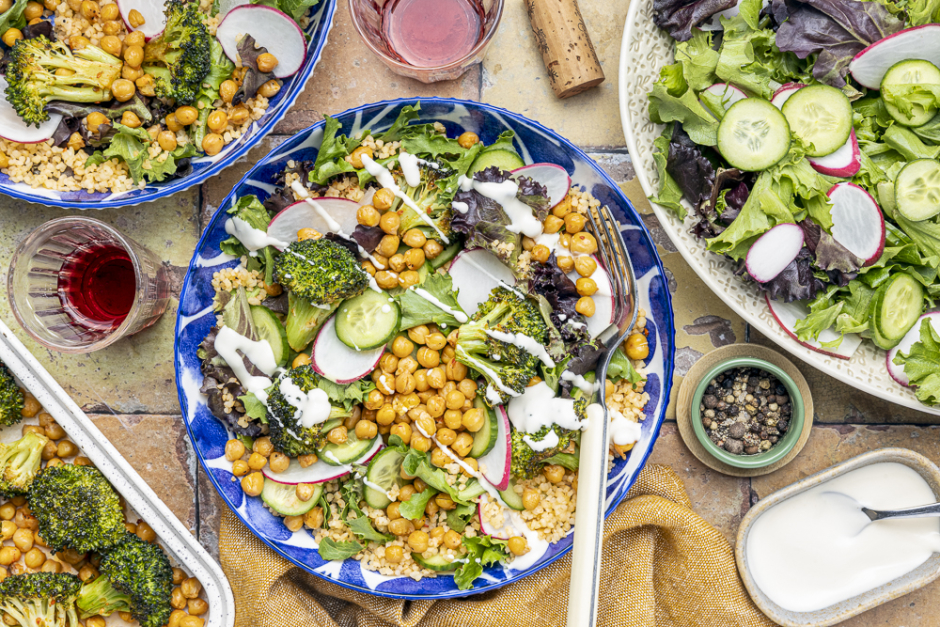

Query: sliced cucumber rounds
[[261, 480, 323, 517], [469, 398, 497, 458], [499, 479, 525, 511], [717, 99, 791, 171], [412, 553, 458, 572], [881, 60, 940, 127], [364, 447, 406, 509], [251, 305, 289, 367], [781, 85, 852, 157], [469, 149, 524, 174], [872, 273, 925, 349], [320, 430, 378, 466], [895, 159, 940, 222], [335, 289, 400, 351]]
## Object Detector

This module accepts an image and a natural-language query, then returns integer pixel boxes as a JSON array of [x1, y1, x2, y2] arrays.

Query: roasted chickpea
[[56, 440, 78, 458], [423, 239, 443, 260], [425, 333, 447, 351], [531, 244, 551, 264], [0, 0, 13, 11], [202, 133, 224, 156], [181, 616, 206, 627], [43, 0, 58, 9], [508, 536, 528, 556], [542, 214, 565, 234], [68, 34, 88, 49], [411, 434, 431, 453], [422, 396, 443, 419], [452, 432, 474, 457], [379, 211, 400, 235], [291, 353, 311, 369], [543, 464, 566, 483], [443, 390, 464, 411], [162, 113, 182, 133], [427, 367, 446, 390], [390, 423, 413, 445], [208, 110, 228, 132], [298, 454, 318, 468], [127, 7, 145, 27], [174, 105, 198, 126], [85, 111, 108, 134], [357, 204, 380, 227], [44, 420, 65, 440], [295, 483, 315, 502], [170, 587, 187, 610], [246, 452, 267, 471], [401, 228, 427, 248], [348, 145, 373, 169], [22, 425, 44, 438], [123, 44, 144, 68], [41, 560, 63, 574], [269, 452, 290, 474], [373, 270, 398, 290], [521, 236, 536, 252], [376, 234, 400, 258], [136, 520, 156, 542], [415, 346, 439, 369], [157, 130, 178, 152], [415, 414, 436, 438], [219, 79, 238, 103], [461, 408, 485, 432], [12, 529, 33, 553], [120, 110, 142, 129], [231, 460, 249, 477], [304, 507, 324, 529], [388, 518, 414, 536], [445, 359, 467, 382], [0, 522, 15, 541], [102, 19, 122, 35], [0, 547, 20, 566], [391, 335, 414, 358], [99, 34, 122, 56], [256, 52, 279, 73], [224, 439, 246, 461], [456, 380, 477, 399], [354, 420, 378, 440], [564, 212, 586, 233], [121, 64, 143, 82], [408, 530, 430, 553], [570, 232, 598, 255], [327, 426, 348, 446], [0, 505, 12, 522], [388, 253, 406, 273], [367, 186, 392, 211], [430, 447, 448, 468], [188, 598, 209, 616], [257, 78, 281, 98], [575, 296, 596, 317], [23, 0, 42, 19], [385, 545, 404, 563], [522, 488, 541, 511], [573, 256, 597, 279], [576, 277, 598, 296], [241, 472, 264, 496], [80, 0, 97, 20], [99, 2, 118, 19], [134, 73, 155, 96], [457, 131, 479, 148], [625, 333, 650, 360], [398, 270, 420, 289], [253, 436, 273, 457], [434, 494, 456, 511], [404, 247, 425, 270], [110, 78, 135, 102], [78, 563, 99, 582]]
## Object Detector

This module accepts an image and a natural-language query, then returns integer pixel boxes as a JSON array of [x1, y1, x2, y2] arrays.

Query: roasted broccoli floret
[[28, 465, 125, 553], [273, 238, 368, 306], [4, 36, 122, 127], [510, 424, 579, 479], [75, 575, 131, 619], [0, 363, 24, 427], [398, 162, 456, 241], [455, 287, 549, 405], [0, 432, 49, 497], [99, 534, 173, 627], [0, 573, 81, 627], [265, 365, 353, 457], [142, 0, 211, 105]]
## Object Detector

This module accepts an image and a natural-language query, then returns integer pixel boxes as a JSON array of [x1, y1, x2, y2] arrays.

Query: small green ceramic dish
[[690, 357, 805, 469]]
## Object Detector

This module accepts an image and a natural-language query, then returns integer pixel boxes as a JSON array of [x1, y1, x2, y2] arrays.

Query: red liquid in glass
[[382, 0, 484, 68], [57, 244, 136, 331]]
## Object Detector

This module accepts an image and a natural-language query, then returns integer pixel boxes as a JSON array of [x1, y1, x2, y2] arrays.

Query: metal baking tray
[[0, 317, 235, 627]]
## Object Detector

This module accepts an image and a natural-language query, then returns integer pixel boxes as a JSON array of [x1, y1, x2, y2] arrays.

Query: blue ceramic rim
[[173, 96, 676, 599], [0, 1, 337, 210]]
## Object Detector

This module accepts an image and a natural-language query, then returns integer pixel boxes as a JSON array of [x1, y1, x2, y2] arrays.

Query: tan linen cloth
[[219, 463, 775, 627]]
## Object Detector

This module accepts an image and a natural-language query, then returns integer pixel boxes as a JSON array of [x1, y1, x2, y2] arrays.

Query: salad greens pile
[[648, 0, 940, 406]]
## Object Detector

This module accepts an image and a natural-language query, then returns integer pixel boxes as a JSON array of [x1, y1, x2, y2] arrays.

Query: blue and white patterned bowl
[[174, 98, 676, 599], [2, 2, 336, 209]]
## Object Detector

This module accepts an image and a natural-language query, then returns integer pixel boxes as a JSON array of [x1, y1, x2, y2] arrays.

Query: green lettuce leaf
[[606, 347, 646, 388], [346, 516, 394, 544], [253, 0, 321, 22], [396, 272, 467, 330], [238, 392, 268, 421], [0, 0, 27, 35], [446, 504, 475, 533], [318, 538, 363, 561], [401, 449, 468, 505], [102, 124, 196, 185], [316, 378, 376, 411], [218, 195, 277, 285], [398, 488, 438, 520], [716, 16, 810, 99], [649, 124, 687, 219], [674, 30, 719, 92], [706, 172, 787, 260], [905, 0, 940, 23], [893, 319, 940, 406], [648, 64, 719, 146], [882, 84, 940, 122], [454, 536, 512, 590]]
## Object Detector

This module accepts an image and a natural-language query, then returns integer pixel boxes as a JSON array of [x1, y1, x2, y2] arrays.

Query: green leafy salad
[[647, 0, 940, 406]]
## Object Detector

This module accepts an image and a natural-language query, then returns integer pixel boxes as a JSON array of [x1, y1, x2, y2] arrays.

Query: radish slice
[[267, 198, 361, 250], [478, 406, 511, 491], [808, 129, 861, 178], [510, 163, 571, 208], [849, 25, 940, 90], [216, 5, 307, 78], [886, 312, 940, 386], [312, 316, 385, 384], [262, 439, 383, 485], [771, 83, 806, 109], [448, 249, 519, 317], [116, 0, 167, 40], [701, 83, 747, 115], [746, 223, 805, 283], [827, 182, 885, 266], [766, 295, 863, 359], [567, 257, 614, 338], [0, 77, 61, 144]]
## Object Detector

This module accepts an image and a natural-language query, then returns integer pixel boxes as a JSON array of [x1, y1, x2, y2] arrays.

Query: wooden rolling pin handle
[[524, 0, 605, 99]]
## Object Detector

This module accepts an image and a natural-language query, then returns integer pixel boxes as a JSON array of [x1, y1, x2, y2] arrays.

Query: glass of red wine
[[7, 217, 170, 353], [349, 0, 504, 83]]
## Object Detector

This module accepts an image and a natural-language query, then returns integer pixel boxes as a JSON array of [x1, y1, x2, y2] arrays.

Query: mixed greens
[[648, 0, 940, 406]]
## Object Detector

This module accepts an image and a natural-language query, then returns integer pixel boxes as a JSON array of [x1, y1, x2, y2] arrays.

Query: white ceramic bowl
[[616, 0, 939, 415]]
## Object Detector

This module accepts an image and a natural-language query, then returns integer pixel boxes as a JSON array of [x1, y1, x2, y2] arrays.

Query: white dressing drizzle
[[507, 382, 585, 434], [457, 350, 520, 399], [363, 477, 394, 500], [410, 286, 469, 323], [560, 370, 598, 395], [458, 175, 543, 238], [213, 326, 277, 403], [278, 378, 333, 429], [360, 154, 450, 243], [485, 329, 555, 368], [609, 409, 641, 447], [523, 429, 559, 452], [224, 216, 289, 251], [451, 201, 469, 214]]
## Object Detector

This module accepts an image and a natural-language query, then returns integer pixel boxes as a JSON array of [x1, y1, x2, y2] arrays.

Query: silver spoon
[[862, 503, 940, 522]]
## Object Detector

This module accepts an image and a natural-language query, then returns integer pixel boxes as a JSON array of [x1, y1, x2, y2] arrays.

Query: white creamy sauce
[[503, 511, 550, 572], [485, 329, 555, 368], [224, 216, 288, 251], [361, 154, 450, 243], [609, 409, 641, 447], [409, 287, 469, 323], [278, 378, 332, 429], [398, 152, 423, 188], [458, 351, 519, 399], [212, 326, 278, 403], [507, 382, 585, 435], [362, 477, 394, 500], [458, 175, 543, 238], [523, 429, 559, 452], [451, 201, 469, 214], [747, 462, 940, 613], [560, 370, 597, 395], [534, 231, 561, 255]]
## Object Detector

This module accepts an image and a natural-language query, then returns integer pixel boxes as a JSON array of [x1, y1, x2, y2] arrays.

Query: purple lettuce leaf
[[800, 219, 863, 274], [653, 0, 738, 41], [525, 254, 590, 347], [775, 0, 903, 87], [750, 248, 826, 302], [350, 225, 385, 253], [666, 124, 716, 209]]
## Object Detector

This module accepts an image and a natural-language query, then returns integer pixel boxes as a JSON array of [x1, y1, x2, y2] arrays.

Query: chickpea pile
[[13, 392, 208, 627]]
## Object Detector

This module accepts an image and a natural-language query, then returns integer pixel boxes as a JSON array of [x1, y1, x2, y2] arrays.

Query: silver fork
[[565, 205, 639, 627]]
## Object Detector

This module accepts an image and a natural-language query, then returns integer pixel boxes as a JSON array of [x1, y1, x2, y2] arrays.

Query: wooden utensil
[[524, 0, 605, 98]]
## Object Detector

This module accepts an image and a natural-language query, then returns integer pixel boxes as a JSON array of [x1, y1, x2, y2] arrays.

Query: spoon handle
[[866, 503, 940, 521]]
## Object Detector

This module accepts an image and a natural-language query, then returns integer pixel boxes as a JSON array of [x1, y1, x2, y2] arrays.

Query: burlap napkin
[[219, 463, 774, 627]]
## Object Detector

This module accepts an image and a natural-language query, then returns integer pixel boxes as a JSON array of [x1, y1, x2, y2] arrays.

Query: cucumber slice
[[428, 242, 461, 269], [320, 430, 379, 466], [469, 149, 524, 174], [498, 479, 524, 511], [250, 305, 289, 368], [873, 273, 925, 345], [412, 553, 458, 572], [881, 60, 940, 127], [469, 398, 497, 458], [261, 480, 322, 517], [334, 289, 400, 351], [781, 85, 852, 157], [895, 159, 940, 222], [364, 447, 406, 509], [717, 99, 791, 171], [457, 479, 487, 502]]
